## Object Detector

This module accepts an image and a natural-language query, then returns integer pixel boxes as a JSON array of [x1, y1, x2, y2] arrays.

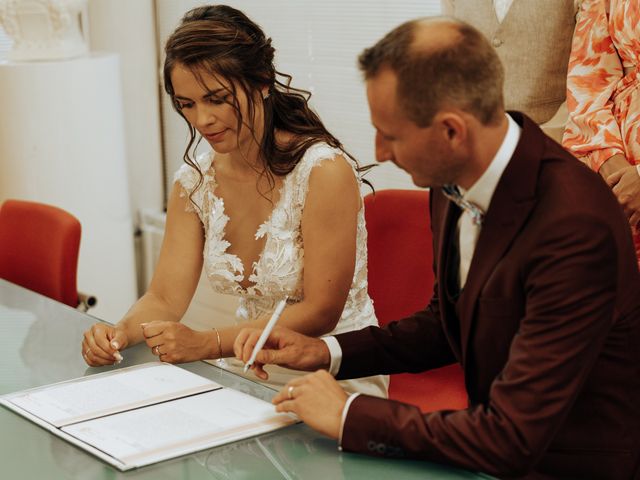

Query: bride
[[81, 4, 387, 397]]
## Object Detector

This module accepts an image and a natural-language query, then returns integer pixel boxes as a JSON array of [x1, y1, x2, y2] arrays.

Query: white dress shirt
[[457, 113, 521, 287], [322, 113, 522, 448]]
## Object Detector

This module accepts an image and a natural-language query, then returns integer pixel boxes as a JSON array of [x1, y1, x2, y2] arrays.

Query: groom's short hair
[[358, 17, 505, 127]]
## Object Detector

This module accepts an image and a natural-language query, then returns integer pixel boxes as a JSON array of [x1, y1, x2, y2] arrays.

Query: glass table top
[[0, 279, 493, 480]]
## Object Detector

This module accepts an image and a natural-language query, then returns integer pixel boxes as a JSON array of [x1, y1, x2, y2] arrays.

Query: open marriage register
[[0, 362, 297, 470]]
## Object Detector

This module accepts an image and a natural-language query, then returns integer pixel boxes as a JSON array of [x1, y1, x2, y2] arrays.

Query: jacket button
[[492, 37, 503, 47]]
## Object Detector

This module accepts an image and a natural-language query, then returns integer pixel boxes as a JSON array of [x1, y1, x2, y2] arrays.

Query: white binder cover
[[0, 362, 297, 470]]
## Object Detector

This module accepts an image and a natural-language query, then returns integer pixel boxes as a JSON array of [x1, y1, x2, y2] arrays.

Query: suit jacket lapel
[[457, 113, 543, 362]]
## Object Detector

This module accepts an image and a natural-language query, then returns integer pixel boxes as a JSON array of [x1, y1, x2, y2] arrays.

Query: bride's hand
[[82, 323, 128, 366], [141, 321, 214, 363]]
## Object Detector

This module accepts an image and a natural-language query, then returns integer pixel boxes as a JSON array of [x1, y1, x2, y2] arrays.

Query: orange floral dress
[[563, 0, 640, 259]]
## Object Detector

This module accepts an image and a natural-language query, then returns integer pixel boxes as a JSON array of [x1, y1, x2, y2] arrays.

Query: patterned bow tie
[[442, 184, 485, 226]]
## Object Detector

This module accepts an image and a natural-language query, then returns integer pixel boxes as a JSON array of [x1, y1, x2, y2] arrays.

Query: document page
[[62, 388, 297, 468], [4, 363, 221, 427]]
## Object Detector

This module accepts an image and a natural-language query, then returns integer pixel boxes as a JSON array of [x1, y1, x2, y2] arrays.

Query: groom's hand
[[273, 370, 347, 439], [234, 326, 331, 380]]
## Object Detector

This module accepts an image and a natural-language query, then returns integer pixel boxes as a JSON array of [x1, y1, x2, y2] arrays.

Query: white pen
[[243, 296, 288, 373]]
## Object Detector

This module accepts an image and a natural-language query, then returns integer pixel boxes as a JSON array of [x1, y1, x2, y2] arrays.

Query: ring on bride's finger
[[84, 348, 91, 356], [288, 386, 295, 400], [154, 345, 160, 355]]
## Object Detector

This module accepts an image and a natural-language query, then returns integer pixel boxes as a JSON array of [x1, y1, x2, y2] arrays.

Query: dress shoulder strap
[[172, 151, 214, 214], [287, 142, 350, 207], [173, 151, 214, 191]]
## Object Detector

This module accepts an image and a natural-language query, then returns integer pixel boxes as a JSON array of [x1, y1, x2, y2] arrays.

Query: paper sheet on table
[[63, 388, 295, 468], [5, 362, 220, 426], [0, 362, 297, 470]]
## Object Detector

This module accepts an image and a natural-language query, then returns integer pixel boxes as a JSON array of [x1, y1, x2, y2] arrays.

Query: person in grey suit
[[234, 16, 640, 480], [442, 0, 579, 143]]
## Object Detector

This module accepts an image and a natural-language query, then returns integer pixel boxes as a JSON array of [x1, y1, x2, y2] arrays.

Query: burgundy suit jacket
[[335, 113, 640, 479]]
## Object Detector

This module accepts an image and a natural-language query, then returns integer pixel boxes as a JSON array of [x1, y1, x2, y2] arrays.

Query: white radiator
[[140, 209, 166, 290]]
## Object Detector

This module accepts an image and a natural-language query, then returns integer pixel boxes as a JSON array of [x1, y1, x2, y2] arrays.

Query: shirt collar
[[458, 113, 521, 213]]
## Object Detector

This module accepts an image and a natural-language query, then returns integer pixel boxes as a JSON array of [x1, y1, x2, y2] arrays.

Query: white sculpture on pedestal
[[0, 0, 88, 61]]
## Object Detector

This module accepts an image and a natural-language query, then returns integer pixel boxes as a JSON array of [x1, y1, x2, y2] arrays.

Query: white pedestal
[[0, 53, 137, 322]]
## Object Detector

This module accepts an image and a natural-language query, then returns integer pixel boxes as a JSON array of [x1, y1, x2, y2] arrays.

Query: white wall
[[87, 0, 165, 296], [88, 0, 164, 218]]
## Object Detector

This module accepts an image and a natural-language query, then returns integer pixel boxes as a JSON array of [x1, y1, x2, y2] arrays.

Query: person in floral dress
[[563, 0, 640, 263]]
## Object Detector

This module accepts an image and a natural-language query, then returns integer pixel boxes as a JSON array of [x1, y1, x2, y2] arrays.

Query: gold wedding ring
[[288, 385, 295, 400], [154, 345, 160, 356], [84, 348, 91, 356]]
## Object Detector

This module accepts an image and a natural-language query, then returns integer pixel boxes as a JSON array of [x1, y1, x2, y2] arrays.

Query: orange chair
[[0, 199, 82, 307], [364, 189, 467, 413]]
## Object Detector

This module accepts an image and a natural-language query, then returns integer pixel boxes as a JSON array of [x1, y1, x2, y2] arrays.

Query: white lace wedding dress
[[174, 142, 388, 397]]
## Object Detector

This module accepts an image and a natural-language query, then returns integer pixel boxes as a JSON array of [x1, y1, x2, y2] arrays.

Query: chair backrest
[[364, 189, 434, 325], [0, 199, 81, 307]]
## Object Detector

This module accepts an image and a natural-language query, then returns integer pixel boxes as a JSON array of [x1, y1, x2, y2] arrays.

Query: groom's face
[[366, 68, 454, 189]]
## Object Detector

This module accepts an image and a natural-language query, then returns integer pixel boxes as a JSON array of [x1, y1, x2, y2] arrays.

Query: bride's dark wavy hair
[[163, 4, 372, 200]]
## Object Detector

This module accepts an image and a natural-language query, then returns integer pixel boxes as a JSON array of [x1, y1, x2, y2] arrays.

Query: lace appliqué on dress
[[173, 143, 378, 337]]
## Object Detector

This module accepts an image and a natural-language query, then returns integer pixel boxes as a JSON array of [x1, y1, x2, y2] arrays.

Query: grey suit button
[[492, 37, 503, 47]]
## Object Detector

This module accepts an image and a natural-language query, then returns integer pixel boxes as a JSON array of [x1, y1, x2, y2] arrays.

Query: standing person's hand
[[273, 370, 347, 439], [234, 326, 331, 380], [141, 321, 213, 363], [607, 164, 640, 227], [82, 323, 128, 366]]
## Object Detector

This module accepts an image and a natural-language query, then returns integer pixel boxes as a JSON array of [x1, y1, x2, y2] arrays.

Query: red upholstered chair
[[0, 199, 81, 307], [364, 189, 467, 413]]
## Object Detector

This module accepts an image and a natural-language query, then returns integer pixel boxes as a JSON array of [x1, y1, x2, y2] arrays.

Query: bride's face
[[170, 63, 264, 155]]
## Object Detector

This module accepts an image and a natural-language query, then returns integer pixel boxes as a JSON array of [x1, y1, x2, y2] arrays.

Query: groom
[[233, 17, 640, 480]]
